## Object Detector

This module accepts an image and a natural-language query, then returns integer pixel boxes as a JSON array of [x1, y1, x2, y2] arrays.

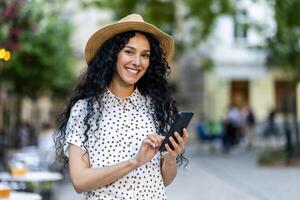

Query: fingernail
[[160, 135, 165, 140]]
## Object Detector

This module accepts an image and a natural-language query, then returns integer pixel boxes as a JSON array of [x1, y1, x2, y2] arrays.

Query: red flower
[[4, 5, 14, 17], [4, 2, 19, 19], [11, 27, 21, 36]]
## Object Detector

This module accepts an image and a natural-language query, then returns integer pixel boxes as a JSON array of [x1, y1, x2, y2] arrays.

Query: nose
[[132, 55, 141, 67]]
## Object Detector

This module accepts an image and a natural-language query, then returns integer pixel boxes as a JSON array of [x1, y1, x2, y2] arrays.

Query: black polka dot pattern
[[64, 88, 167, 200]]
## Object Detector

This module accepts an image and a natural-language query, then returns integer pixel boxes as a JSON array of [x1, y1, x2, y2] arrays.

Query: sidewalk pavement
[[167, 141, 300, 200], [53, 140, 300, 200], [166, 155, 257, 200]]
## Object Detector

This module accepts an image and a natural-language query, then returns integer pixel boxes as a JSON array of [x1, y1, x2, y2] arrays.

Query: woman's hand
[[163, 128, 189, 161], [160, 128, 189, 186], [133, 133, 163, 167]]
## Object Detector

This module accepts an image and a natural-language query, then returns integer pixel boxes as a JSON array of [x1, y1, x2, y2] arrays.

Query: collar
[[101, 88, 145, 111]]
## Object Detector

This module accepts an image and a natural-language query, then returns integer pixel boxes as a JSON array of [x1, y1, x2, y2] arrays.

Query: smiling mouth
[[125, 67, 141, 74]]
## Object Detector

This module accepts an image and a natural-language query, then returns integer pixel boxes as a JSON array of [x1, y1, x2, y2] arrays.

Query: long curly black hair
[[55, 31, 188, 167]]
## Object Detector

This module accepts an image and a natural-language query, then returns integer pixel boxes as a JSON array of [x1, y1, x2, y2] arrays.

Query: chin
[[124, 78, 139, 85]]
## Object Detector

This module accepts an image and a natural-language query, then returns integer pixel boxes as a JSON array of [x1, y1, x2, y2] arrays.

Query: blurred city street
[[53, 139, 300, 200], [2, 0, 300, 200]]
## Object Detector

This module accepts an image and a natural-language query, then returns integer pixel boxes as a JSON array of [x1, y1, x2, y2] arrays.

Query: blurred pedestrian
[[38, 122, 55, 168], [17, 122, 31, 148], [241, 105, 256, 149], [195, 113, 208, 140], [55, 14, 189, 200], [223, 105, 243, 152], [263, 107, 279, 137], [195, 113, 223, 142]]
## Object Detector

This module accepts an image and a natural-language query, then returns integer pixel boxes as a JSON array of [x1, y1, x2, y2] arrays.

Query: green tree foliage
[[0, 0, 75, 99], [80, 0, 233, 53], [81, 0, 176, 34], [265, 0, 300, 157], [266, 0, 300, 83], [185, 0, 233, 39]]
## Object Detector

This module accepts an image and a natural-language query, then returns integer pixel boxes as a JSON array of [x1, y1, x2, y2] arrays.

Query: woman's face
[[112, 33, 150, 87]]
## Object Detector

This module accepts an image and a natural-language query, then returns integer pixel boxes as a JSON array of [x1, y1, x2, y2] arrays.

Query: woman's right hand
[[132, 133, 163, 167]]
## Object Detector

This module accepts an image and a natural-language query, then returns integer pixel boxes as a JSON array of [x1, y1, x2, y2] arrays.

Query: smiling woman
[[112, 33, 151, 92], [54, 14, 189, 200]]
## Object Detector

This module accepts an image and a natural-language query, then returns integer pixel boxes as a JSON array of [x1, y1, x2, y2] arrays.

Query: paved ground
[[52, 140, 300, 200], [167, 141, 300, 200]]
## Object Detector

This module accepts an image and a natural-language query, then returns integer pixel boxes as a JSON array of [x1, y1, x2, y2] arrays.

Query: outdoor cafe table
[[0, 191, 42, 200], [0, 171, 63, 194], [0, 171, 63, 183]]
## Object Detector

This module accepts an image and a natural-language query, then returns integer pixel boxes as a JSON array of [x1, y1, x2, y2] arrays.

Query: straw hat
[[85, 13, 175, 64]]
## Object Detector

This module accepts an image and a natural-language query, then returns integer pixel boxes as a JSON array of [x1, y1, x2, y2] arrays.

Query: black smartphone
[[159, 112, 194, 152]]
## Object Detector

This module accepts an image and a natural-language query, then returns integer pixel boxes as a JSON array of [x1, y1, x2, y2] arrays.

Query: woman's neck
[[108, 82, 135, 99]]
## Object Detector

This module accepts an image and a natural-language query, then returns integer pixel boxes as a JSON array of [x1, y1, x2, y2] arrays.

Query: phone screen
[[159, 112, 194, 152]]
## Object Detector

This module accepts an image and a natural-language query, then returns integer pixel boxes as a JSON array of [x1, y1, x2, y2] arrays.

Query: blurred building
[[203, 0, 273, 121], [2, 0, 298, 137], [179, 0, 297, 122]]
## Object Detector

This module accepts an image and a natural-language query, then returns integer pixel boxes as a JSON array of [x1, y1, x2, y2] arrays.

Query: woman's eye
[[142, 54, 150, 59], [124, 50, 133, 55]]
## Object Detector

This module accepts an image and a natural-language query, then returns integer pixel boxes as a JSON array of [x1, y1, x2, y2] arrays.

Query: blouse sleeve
[[63, 99, 88, 157]]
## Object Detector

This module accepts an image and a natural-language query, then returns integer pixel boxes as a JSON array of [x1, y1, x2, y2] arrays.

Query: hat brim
[[85, 21, 174, 64]]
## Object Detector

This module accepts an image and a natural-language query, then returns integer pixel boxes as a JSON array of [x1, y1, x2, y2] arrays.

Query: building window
[[275, 81, 296, 113], [233, 9, 248, 42]]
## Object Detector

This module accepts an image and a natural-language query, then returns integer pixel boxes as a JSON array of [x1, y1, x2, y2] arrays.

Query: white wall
[[208, 0, 274, 68]]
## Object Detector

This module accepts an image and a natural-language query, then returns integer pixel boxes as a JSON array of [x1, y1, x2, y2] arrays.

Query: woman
[[55, 14, 189, 200]]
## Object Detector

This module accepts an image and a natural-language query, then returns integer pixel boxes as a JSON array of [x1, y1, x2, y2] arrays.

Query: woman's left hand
[[163, 128, 189, 160]]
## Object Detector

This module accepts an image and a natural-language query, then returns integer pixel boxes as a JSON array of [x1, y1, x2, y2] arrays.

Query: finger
[[155, 134, 164, 144], [182, 128, 190, 141], [165, 144, 177, 157], [169, 136, 181, 154], [146, 135, 157, 147], [143, 138, 156, 148], [174, 132, 184, 148], [147, 134, 162, 147], [159, 135, 165, 140]]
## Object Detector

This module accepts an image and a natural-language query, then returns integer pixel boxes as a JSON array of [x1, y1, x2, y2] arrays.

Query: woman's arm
[[160, 154, 177, 186], [160, 129, 189, 186], [69, 144, 138, 193], [69, 133, 162, 193]]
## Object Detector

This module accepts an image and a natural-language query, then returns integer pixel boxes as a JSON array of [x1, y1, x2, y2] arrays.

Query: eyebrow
[[124, 45, 150, 52]]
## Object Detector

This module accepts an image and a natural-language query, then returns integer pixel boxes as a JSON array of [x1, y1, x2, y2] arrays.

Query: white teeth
[[126, 68, 139, 74]]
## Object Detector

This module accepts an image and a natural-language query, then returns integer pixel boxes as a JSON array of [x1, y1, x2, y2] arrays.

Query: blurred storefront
[[183, 0, 300, 122]]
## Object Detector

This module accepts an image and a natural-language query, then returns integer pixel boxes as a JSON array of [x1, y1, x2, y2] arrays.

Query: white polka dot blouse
[[64, 88, 167, 200]]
